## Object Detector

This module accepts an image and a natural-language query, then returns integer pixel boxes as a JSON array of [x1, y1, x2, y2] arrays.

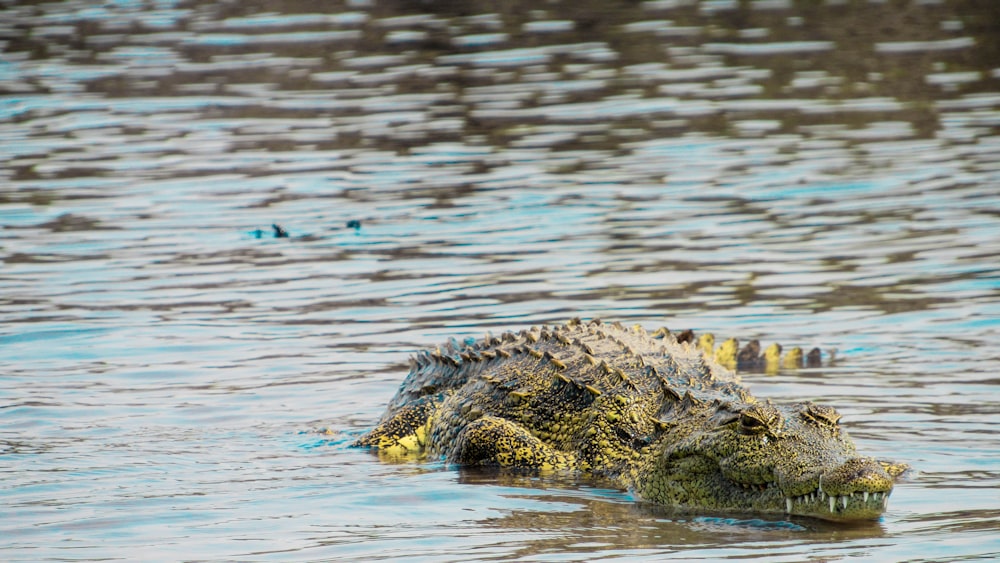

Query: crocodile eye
[[737, 405, 783, 436], [739, 413, 767, 434], [802, 403, 841, 427]]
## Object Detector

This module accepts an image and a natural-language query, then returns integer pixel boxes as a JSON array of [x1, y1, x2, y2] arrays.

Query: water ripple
[[1, 0, 999, 561]]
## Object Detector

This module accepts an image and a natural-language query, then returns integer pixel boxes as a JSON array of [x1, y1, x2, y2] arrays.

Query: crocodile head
[[642, 401, 907, 522]]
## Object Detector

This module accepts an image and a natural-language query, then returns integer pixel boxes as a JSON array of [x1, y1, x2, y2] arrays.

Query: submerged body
[[356, 318, 906, 522]]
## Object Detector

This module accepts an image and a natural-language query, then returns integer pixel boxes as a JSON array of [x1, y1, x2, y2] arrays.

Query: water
[[2, 0, 999, 560]]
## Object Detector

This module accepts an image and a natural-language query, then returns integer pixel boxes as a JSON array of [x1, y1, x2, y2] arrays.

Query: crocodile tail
[[695, 332, 831, 373]]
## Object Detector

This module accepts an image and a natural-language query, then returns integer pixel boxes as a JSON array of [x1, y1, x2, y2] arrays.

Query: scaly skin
[[355, 318, 906, 522]]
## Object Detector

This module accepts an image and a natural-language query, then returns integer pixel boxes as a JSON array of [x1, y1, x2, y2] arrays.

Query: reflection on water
[[1, 0, 999, 561]]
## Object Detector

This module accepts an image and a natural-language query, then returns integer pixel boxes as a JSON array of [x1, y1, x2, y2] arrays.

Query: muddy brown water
[[2, 0, 999, 561]]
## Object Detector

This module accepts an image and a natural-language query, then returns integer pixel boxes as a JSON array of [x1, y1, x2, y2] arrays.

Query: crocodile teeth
[[829, 496, 835, 512], [786, 497, 792, 513], [883, 494, 889, 509], [863, 491, 869, 503], [841, 495, 848, 509]]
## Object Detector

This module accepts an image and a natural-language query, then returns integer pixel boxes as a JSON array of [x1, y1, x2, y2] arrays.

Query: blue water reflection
[[2, 0, 999, 560]]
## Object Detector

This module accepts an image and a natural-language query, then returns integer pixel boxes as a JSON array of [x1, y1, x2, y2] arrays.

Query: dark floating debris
[[251, 221, 358, 240], [251, 224, 290, 239]]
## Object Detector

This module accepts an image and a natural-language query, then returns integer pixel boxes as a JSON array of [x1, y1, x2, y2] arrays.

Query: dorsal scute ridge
[[387, 318, 756, 414]]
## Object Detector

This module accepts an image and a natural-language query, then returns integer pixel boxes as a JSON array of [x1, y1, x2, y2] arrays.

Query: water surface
[[2, 0, 999, 561]]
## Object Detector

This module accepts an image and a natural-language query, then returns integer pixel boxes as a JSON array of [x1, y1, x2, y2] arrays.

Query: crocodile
[[355, 318, 907, 522]]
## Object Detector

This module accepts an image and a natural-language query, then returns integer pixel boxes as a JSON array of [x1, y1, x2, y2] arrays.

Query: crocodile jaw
[[723, 457, 898, 522], [780, 456, 898, 522], [783, 487, 893, 521]]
